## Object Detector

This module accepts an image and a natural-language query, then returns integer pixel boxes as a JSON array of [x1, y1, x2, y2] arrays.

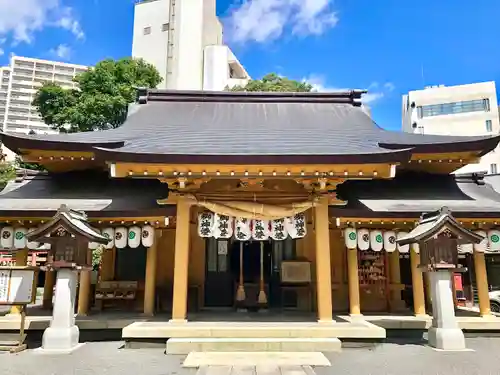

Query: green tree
[[230, 73, 313, 92], [33, 57, 162, 133], [0, 162, 16, 190]]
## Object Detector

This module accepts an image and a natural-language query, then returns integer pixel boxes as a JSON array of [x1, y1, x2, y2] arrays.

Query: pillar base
[[41, 325, 81, 352], [169, 319, 188, 324], [318, 319, 336, 325], [427, 327, 466, 351], [349, 314, 364, 322]]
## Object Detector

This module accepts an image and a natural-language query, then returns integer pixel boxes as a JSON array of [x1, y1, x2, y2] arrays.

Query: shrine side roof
[[332, 171, 500, 217], [0, 170, 174, 217], [2, 90, 499, 164]]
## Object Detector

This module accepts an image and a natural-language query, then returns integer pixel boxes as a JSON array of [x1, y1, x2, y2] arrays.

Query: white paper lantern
[[141, 225, 155, 247], [101, 227, 115, 249], [213, 214, 234, 239], [270, 218, 288, 241], [251, 219, 270, 241], [383, 231, 397, 252], [234, 218, 251, 241], [128, 226, 141, 248], [198, 212, 214, 238], [370, 230, 384, 252], [344, 228, 357, 249], [412, 243, 420, 254], [88, 227, 101, 250], [396, 232, 409, 253], [27, 228, 39, 250], [458, 243, 473, 254], [357, 228, 370, 251], [13, 227, 27, 249], [488, 229, 500, 251], [113, 227, 127, 249], [285, 214, 307, 239], [474, 230, 488, 253], [1, 227, 14, 249]]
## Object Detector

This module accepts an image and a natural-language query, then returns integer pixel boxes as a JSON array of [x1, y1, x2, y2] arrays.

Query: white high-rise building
[[402, 82, 500, 174], [132, 0, 249, 90], [0, 56, 88, 161]]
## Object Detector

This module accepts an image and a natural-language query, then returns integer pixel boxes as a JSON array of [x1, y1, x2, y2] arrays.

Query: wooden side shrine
[[0, 90, 500, 341]]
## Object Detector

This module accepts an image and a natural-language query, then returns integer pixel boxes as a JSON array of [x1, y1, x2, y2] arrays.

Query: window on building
[[418, 99, 490, 118], [491, 164, 498, 174], [486, 120, 493, 132], [143, 26, 151, 35], [162, 23, 169, 32]]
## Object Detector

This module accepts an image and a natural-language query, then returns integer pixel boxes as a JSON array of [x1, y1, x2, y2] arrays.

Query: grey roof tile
[[2, 90, 499, 160]]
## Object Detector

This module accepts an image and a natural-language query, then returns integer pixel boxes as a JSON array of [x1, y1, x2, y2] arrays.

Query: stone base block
[[167, 337, 342, 355], [35, 343, 85, 355], [427, 326, 466, 351], [41, 325, 80, 352]]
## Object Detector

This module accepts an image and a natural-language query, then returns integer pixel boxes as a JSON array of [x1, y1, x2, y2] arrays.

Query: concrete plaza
[[0, 337, 498, 375]]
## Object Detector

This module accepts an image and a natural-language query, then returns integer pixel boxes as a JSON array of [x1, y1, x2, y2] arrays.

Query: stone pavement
[[0, 338, 499, 375]]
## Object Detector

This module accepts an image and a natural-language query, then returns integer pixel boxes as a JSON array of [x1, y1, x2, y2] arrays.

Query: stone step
[[183, 352, 331, 367], [196, 365, 316, 375], [166, 337, 342, 354]]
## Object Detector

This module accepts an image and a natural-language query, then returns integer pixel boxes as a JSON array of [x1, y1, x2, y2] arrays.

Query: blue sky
[[0, 0, 499, 130]]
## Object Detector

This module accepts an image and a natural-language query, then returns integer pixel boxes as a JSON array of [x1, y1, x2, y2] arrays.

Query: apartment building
[[0, 56, 88, 161], [132, 0, 249, 90], [402, 82, 500, 174]]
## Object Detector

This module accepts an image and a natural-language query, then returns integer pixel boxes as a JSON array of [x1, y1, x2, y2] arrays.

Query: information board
[[0, 269, 35, 305]]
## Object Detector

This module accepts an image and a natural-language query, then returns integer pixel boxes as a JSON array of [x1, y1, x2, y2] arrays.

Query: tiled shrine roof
[[1, 90, 499, 164], [0, 170, 173, 217], [331, 171, 500, 218]]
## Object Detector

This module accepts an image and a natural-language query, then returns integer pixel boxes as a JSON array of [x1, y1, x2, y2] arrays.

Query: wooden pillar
[[10, 249, 28, 315], [388, 250, 405, 311], [410, 245, 426, 316], [143, 231, 159, 316], [100, 248, 114, 282], [77, 249, 92, 316], [43, 270, 56, 309], [314, 197, 333, 322], [474, 251, 491, 317], [347, 248, 361, 315], [171, 199, 191, 322]]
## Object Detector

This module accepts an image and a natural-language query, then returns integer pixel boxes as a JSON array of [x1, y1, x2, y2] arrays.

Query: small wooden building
[[1, 89, 500, 321]]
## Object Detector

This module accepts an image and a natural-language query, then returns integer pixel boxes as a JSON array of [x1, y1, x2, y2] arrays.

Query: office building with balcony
[[402, 82, 500, 174], [132, 0, 250, 90]]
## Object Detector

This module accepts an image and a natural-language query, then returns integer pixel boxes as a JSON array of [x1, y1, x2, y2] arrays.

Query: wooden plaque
[[281, 261, 311, 284]]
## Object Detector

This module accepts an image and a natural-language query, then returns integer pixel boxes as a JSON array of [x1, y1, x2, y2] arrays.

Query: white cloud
[[0, 48, 4, 56], [55, 8, 84, 40], [226, 0, 339, 43], [50, 43, 71, 60], [0, 0, 84, 44], [304, 75, 395, 105]]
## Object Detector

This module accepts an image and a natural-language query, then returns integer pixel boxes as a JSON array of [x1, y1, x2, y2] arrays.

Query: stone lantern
[[27, 204, 109, 354], [397, 207, 483, 351]]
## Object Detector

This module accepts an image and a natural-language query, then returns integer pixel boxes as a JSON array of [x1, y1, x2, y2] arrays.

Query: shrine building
[[1, 89, 500, 326]]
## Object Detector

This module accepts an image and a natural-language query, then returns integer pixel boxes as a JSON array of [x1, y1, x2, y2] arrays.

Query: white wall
[[132, 0, 170, 89]]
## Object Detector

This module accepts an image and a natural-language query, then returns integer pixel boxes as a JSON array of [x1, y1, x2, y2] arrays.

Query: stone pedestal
[[427, 271, 466, 351], [39, 269, 83, 354]]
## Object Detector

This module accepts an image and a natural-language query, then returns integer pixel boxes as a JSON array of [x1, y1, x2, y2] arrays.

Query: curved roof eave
[[378, 135, 500, 156], [93, 146, 414, 165], [0, 132, 125, 153]]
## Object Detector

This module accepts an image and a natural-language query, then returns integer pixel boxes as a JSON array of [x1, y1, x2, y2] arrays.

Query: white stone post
[[427, 270, 466, 351], [38, 269, 83, 353]]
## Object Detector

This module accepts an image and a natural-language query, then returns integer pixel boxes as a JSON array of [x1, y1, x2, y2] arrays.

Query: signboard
[[281, 261, 311, 284], [0, 268, 35, 305]]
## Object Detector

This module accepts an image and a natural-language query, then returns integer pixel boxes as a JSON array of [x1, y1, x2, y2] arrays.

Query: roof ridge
[[136, 88, 367, 106]]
